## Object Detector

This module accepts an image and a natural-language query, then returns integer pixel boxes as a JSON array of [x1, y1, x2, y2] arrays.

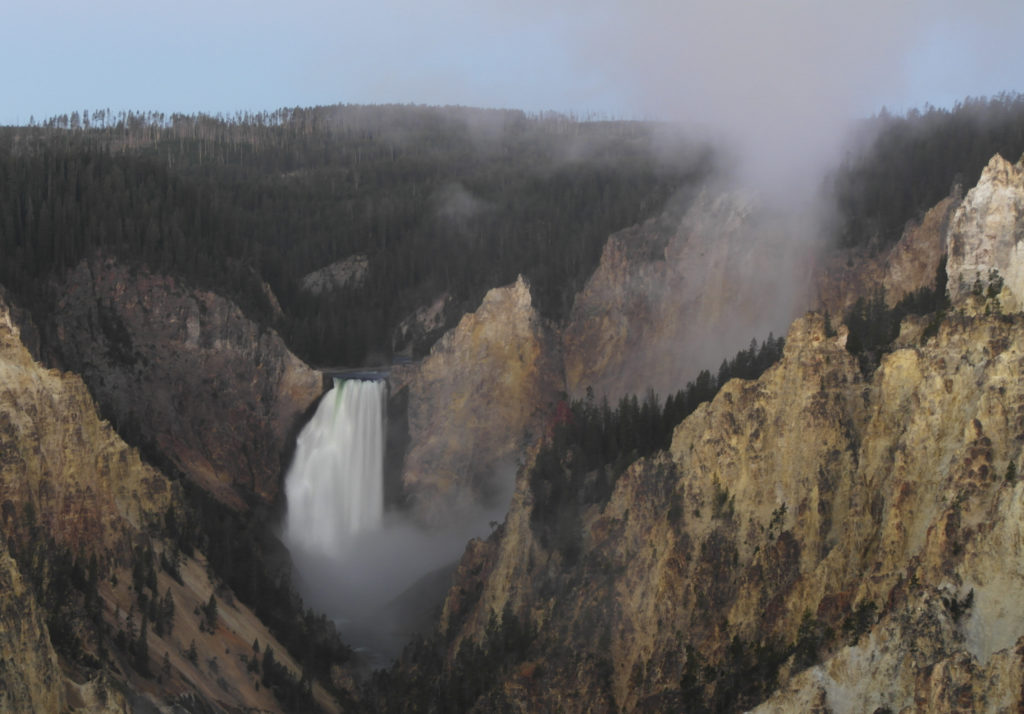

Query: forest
[[3, 96, 1023, 367], [827, 93, 1024, 250], [0, 105, 712, 365]]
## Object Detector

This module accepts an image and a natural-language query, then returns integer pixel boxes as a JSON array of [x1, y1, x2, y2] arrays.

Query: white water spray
[[283, 378, 386, 557], [282, 375, 514, 663]]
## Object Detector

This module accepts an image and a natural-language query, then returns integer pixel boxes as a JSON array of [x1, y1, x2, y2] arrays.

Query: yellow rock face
[[389, 155, 1024, 711], [0, 291, 172, 552], [436, 305, 1024, 711], [0, 541, 66, 714], [402, 276, 563, 524]]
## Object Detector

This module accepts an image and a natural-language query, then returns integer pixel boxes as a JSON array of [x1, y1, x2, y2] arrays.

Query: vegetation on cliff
[[841, 254, 950, 374], [0, 105, 711, 365], [531, 334, 785, 560], [0, 291, 352, 712], [372, 333, 786, 711], [373, 145, 1024, 712]]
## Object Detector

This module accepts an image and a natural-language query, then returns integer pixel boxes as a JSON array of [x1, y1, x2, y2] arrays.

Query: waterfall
[[283, 378, 386, 558], [281, 374, 513, 663]]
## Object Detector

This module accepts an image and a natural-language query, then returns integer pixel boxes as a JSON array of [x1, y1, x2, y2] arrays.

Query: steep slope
[[752, 310, 1024, 712], [44, 255, 323, 507], [425, 314, 864, 711], [947, 153, 1024, 307], [0, 540, 66, 714], [401, 276, 563, 525], [0, 290, 345, 713], [380, 155, 1024, 712], [815, 194, 959, 315], [562, 190, 813, 400], [421, 310, 1024, 712], [0, 287, 172, 553]]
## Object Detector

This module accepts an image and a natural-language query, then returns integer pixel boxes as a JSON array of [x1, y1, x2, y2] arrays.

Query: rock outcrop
[[299, 254, 370, 295], [45, 256, 323, 507], [815, 195, 959, 316], [401, 276, 562, 525], [1, 289, 345, 713], [0, 288, 171, 552], [563, 190, 813, 400], [431, 305, 1024, 711], [392, 292, 454, 358], [0, 541, 66, 714], [406, 157, 1024, 712], [947, 153, 1024, 308]]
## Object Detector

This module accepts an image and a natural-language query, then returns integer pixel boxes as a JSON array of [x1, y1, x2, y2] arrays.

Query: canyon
[[4, 147, 1024, 712], [379, 152, 1024, 712]]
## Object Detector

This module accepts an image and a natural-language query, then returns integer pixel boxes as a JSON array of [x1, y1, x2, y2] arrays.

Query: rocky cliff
[[562, 190, 813, 400], [45, 256, 323, 507], [382, 155, 1024, 712], [425, 309, 1024, 712], [0, 289, 346, 713], [947, 153, 1024, 308], [299, 254, 370, 295], [815, 195, 959, 316], [0, 540, 66, 714], [401, 276, 563, 525], [0, 287, 172, 553]]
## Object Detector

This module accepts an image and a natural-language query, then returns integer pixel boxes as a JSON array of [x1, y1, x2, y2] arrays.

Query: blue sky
[[3, 0, 1023, 192], [3, 0, 1021, 126]]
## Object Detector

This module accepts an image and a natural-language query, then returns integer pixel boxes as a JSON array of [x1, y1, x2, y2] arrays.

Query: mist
[[469, 2, 1015, 191], [286, 460, 516, 665], [286, 0, 1024, 664], [525, 0, 1022, 396]]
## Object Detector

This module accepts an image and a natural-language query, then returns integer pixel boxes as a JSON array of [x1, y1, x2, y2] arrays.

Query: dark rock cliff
[[44, 256, 322, 508]]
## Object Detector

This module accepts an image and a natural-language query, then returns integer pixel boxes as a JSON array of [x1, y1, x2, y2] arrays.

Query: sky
[[3, 1, 1023, 188]]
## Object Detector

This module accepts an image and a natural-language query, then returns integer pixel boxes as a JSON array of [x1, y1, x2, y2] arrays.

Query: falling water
[[281, 375, 512, 663], [283, 378, 386, 557]]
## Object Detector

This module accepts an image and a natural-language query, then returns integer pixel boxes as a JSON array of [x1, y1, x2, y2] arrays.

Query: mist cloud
[[503, 0, 1024, 199], [334, 0, 1024, 201], [286, 465, 516, 663]]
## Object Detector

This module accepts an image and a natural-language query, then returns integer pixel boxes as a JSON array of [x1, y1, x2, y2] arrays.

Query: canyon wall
[[45, 256, 323, 507], [392, 155, 1024, 711], [563, 190, 813, 400], [401, 276, 563, 524]]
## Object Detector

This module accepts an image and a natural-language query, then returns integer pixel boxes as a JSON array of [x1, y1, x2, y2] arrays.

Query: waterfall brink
[[283, 378, 386, 558]]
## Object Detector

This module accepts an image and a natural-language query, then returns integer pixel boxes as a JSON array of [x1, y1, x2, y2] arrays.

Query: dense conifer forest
[[828, 93, 1024, 250], [0, 105, 712, 365], [3, 96, 1022, 364]]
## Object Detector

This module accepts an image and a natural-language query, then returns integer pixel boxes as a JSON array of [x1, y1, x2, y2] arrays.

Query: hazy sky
[[3, 0, 1023, 186]]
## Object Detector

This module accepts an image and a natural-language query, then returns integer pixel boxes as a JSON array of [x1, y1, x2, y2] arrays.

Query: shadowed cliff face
[[815, 195, 959, 316], [562, 189, 818, 401], [380, 155, 1024, 712], [0, 290, 348, 714], [0, 288, 172, 553], [44, 256, 323, 508]]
